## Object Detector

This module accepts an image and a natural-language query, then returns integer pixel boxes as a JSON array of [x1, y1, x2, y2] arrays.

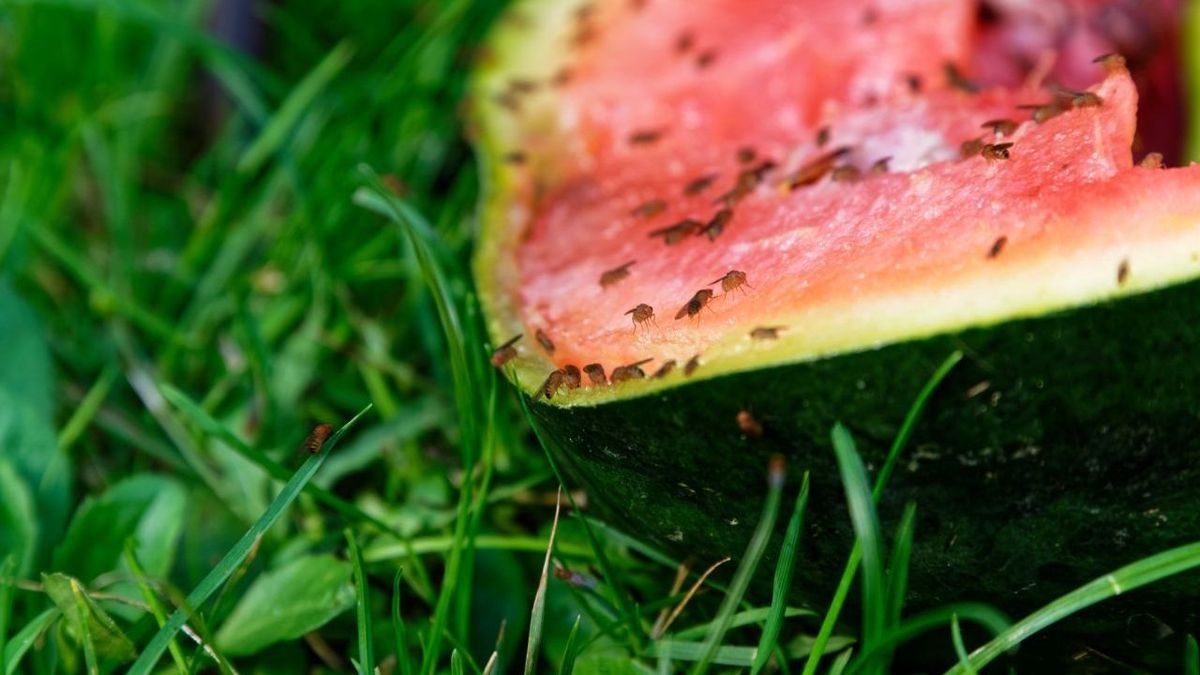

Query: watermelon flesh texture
[[506, 0, 1200, 398]]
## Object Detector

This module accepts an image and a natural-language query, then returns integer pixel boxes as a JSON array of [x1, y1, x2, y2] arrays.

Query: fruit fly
[[535, 328, 555, 353], [624, 303, 656, 330], [1093, 52, 1126, 74], [831, 165, 861, 183], [699, 208, 732, 241], [563, 365, 582, 389], [750, 325, 785, 340], [684, 173, 718, 196], [736, 410, 763, 437], [786, 147, 850, 189], [600, 260, 636, 288], [675, 289, 715, 320], [960, 138, 985, 159], [869, 157, 891, 174], [1117, 259, 1130, 285], [490, 334, 522, 367], [710, 270, 749, 294], [649, 219, 700, 245], [943, 62, 978, 93], [535, 369, 566, 400], [653, 360, 676, 378], [503, 151, 527, 165], [981, 119, 1018, 137], [816, 126, 830, 147], [981, 142, 1013, 161], [987, 236, 1007, 259], [1017, 103, 1062, 124], [631, 199, 667, 218], [583, 363, 607, 385], [629, 129, 665, 145], [684, 354, 701, 376], [610, 358, 653, 383], [303, 424, 334, 454]]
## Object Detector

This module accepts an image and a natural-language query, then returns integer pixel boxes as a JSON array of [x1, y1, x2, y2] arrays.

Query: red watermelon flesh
[[481, 0, 1200, 399]]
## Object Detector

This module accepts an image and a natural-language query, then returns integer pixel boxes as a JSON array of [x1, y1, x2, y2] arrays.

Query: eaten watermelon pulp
[[473, 0, 1197, 403]]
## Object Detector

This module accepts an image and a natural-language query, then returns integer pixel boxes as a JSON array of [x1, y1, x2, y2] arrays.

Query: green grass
[[1, 0, 1199, 673]]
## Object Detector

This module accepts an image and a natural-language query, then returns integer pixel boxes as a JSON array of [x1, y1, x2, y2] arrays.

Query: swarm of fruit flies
[[489, 43, 1130, 403]]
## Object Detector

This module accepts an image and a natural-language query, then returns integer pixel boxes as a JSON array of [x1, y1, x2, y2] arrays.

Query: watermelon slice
[[472, 0, 1200, 652]]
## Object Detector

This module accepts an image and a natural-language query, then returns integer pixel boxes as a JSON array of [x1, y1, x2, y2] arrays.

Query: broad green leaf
[[53, 474, 186, 584], [215, 554, 354, 656], [0, 460, 36, 576], [41, 573, 136, 664]]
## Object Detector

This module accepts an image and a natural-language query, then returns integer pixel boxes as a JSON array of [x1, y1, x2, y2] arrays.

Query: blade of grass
[[885, 502, 917, 629], [945, 541, 1200, 674], [451, 649, 464, 675], [802, 351, 962, 675], [3, 609, 58, 675], [127, 405, 371, 675], [526, 489, 563, 675], [831, 425, 885, 663], [655, 557, 732, 640], [346, 528, 375, 675], [161, 385, 391, 531], [949, 614, 976, 675], [481, 651, 499, 675], [238, 42, 354, 173], [1186, 635, 1198, 675], [878, 501, 917, 672], [691, 458, 787, 675], [393, 570, 415, 675], [57, 365, 118, 451], [751, 472, 810, 675], [675, 608, 814, 642], [123, 543, 188, 674], [845, 603, 1008, 675], [560, 615, 583, 675], [517, 388, 643, 650]]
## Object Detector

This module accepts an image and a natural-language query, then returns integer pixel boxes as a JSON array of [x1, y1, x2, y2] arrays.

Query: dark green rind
[[530, 276, 1200, 652]]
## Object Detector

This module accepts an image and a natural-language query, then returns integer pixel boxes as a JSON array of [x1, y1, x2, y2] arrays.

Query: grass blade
[[949, 614, 976, 675], [945, 541, 1200, 674], [691, 457, 787, 675], [1186, 635, 1198, 675], [237, 42, 354, 173], [877, 501, 917, 672], [393, 570, 415, 675], [885, 502, 917, 629], [160, 384, 402, 538], [451, 649, 465, 675], [0, 556, 12, 670], [751, 472, 810, 675], [656, 557, 732, 640], [560, 615, 583, 675], [526, 489, 563, 675], [123, 543, 188, 673], [517, 390, 643, 649], [3, 609, 58, 675], [846, 603, 1009, 675], [802, 351, 962, 675], [127, 405, 371, 675], [831, 425, 885, 656], [346, 528, 375, 675]]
